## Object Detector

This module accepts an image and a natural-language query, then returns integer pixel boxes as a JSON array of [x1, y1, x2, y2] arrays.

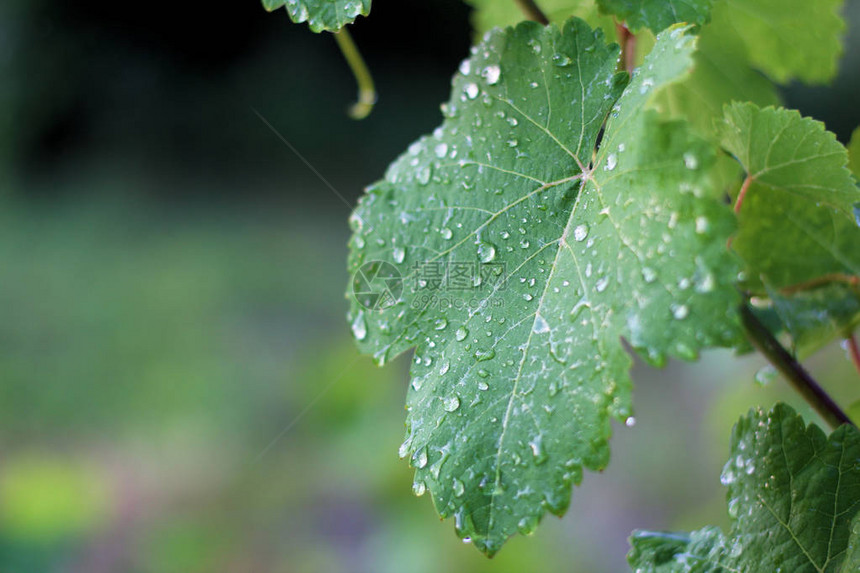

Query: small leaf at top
[[348, 19, 742, 555], [717, 0, 847, 84], [465, 0, 616, 39], [596, 0, 711, 32], [262, 0, 370, 33], [628, 403, 860, 572]]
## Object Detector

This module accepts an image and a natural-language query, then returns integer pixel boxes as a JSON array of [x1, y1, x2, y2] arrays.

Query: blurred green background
[[0, 1, 859, 571]]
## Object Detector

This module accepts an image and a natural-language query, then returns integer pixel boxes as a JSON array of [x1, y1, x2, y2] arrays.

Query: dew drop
[[517, 515, 539, 535], [398, 439, 410, 459], [415, 448, 428, 469], [443, 395, 461, 412], [465, 83, 479, 100], [695, 216, 709, 234], [552, 53, 571, 67], [573, 224, 589, 242], [351, 312, 367, 341], [392, 246, 406, 264], [533, 314, 550, 334], [475, 348, 496, 362], [435, 142, 448, 158], [478, 242, 497, 263], [755, 365, 777, 387], [453, 478, 465, 497], [413, 480, 426, 496], [434, 318, 448, 330], [455, 326, 469, 341], [683, 152, 698, 169], [671, 304, 689, 320], [604, 153, 617, 171], [416, 165, 432, 185], [483, 65, 501, 85], [625, 416, 636, 427], [440, 227, 453, 240], [641, 267, 657, 283]]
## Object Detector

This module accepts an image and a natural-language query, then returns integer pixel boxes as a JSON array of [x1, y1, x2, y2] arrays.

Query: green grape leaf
[[465, 0, 617, 39], [652, 12, 780, 137], [720, 103, 858, 217], [628, 403, 860, 572], [715, 0, 846, 84], [720, 103, 860, 350], [849, 126, 860, 179], [261, 0, 370, 33], [764, 284, 860, 356], [348, 20, 741, 555], [733, 185, 860, 351], [596, 0, 711, 32]]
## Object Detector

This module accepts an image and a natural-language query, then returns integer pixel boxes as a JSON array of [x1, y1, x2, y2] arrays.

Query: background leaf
[[464, 0, 618, 39], [261, 0, 371, 33], [628, 403, 860, 572], [652, 19, 780, 138], [721, 103, 860, 351], [714, 0, 847, 84], [720, 103, 857, 216], [348, 20, 741, 555], [595, 0, 711, 32]]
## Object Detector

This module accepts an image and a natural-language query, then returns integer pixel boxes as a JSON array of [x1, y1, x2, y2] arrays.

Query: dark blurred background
[[0, 1, 858, 572]]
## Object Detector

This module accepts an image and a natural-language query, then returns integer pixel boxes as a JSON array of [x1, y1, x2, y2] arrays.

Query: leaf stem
[[780, 273, 860, 295], [333, 28, 376, 120], [740, 305, 854, 429], [846, 332, 860, 378], [615, 22, 636, 73], [734, 174, 753, 214], [514, 0, 550, 25]]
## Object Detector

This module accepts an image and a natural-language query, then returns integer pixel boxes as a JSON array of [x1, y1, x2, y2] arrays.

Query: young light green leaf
[[464, 0, 616, 39], [652, 18, 780, 137], [596, 0, 711, 32], [720, 103, 858, 217], [261, 0, 370, 33], [348, 20, 741, 555], [628, 403, 860, 572], [716, 0, 846, 84]]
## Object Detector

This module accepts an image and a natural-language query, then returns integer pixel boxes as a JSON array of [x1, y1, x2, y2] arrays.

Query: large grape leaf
[[596, 0, 711, 32], [261, 0, 370, 33], [628, 403, 860, 572], [348, 20, 742, 555], [715, 0, 846, 84]]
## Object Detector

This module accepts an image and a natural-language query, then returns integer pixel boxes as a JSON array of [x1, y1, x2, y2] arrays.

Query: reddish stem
[[781, 273, 860, 295], [847, 333, 860, 378], [615, 22, 636, 73], [734, 174, 753, 214]]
